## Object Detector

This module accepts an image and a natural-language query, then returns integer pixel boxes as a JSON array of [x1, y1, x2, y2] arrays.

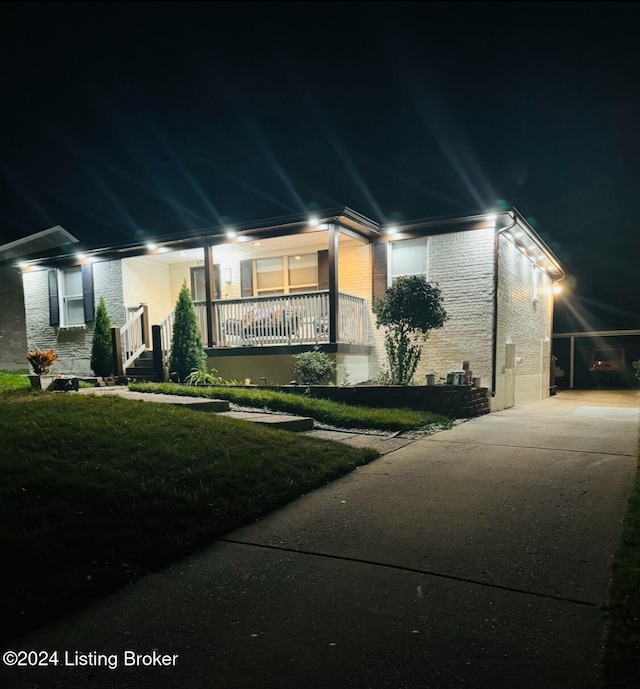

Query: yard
[[0, 372, 449, 641]]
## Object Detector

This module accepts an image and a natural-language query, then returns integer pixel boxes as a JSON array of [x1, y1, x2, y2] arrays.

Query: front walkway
[[3, 390, 639, 688]]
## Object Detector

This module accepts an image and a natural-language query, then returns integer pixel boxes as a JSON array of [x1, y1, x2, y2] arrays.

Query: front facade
[[13, 207, 564, 411]]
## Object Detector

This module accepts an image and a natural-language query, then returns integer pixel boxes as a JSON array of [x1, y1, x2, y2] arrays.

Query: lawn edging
[[127, 382, 453, 431]]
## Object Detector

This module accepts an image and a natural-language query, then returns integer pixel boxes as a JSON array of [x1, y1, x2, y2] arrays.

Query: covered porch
[[113, 216, 375, 380]]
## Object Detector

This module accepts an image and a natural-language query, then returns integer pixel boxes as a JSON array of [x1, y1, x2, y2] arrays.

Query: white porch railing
[[338, 292, 368, 345], [204, 291, 368, 348], [158, 309, 175, 367], [119, 305, 147, 372], [211, 292, 329, 347]]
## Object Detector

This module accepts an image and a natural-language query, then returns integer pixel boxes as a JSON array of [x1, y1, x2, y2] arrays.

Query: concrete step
[[218, 410, 314, 431], [76, 388, 313, 431]]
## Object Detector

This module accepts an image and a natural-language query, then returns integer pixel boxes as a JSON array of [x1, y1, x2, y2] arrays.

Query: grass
[[128, 382, 453, 431], [0, 384, 379, 640], [0, 368, 30, 391], [601, 430, 640, 688]]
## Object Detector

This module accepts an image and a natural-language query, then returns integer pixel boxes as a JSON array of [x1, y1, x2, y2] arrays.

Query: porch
[[113, 290, 369, 381]]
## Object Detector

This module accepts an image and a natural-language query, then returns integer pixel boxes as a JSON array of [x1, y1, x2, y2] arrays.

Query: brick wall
[[0, 266, 28, 369], [494, 234, 553, 409], [23, 260, 124, 375], [369, 227, 496, 388]]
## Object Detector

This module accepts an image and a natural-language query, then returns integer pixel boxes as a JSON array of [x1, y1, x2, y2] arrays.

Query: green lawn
[[0, 385, 379, 640], [0, 368, 29, 391], [601, 430, 640, 688], [129, 382, 453, 431]]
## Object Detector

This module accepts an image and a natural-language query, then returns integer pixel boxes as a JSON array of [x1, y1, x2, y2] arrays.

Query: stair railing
[[111, 304, 149, 377]]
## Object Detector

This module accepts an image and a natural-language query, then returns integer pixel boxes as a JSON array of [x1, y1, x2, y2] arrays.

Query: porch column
[[328, 223, 339, 343], [203, 244, 217, 347]]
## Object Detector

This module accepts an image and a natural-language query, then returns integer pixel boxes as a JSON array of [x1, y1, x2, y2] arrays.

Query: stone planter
[[28, 375, 56, 391]]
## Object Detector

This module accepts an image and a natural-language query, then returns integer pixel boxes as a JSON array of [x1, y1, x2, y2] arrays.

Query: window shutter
[[372, 243, 388, 306], [317, 250, 329, 290], [48, 269, 60, 326], [240, 259, 253, 297], [82, 264, 95, 323]]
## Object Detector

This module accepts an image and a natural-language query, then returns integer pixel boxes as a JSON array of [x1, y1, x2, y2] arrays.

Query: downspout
[[491, 212, 518, 398]]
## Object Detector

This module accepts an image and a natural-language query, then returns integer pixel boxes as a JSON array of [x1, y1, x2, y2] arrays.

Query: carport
[[553, 328, 640, 388]]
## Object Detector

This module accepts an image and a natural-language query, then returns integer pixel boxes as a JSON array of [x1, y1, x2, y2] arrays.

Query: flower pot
[[28, 375, 56, 391]]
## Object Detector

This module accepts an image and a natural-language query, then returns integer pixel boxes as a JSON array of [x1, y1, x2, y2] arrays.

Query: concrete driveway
[[2, 390, 639, 689]]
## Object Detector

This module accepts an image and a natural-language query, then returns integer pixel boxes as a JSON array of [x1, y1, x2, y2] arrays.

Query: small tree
[[374, 275, 448, 385], [170, 280, 206, 382], [90, 297, 113, 377]]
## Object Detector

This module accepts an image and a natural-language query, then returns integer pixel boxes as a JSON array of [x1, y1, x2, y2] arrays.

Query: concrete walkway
[[2, 390, 639, 688]]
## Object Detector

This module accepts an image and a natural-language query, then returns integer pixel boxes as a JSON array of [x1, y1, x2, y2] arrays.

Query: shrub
[[291, 346, 336, 384], [169, 281, 206, 382], [90, 297, 114, 377]]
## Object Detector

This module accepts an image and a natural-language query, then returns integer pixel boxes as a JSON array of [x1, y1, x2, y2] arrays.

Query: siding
[[23, 260, 124, 375], [122, 257, 173, 327]]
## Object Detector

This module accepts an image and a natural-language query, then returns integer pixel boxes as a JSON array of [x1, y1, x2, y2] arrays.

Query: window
[[60, 267, 84, 326], [48, 264, 94, 327], [254, 254, 317, 295], [388, 238, 428, 285]]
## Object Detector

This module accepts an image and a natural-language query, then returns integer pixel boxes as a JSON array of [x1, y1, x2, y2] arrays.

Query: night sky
[[2, 2, 639, 331]]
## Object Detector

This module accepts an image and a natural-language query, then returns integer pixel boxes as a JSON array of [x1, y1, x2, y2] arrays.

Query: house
[[0, 226, 78, 370], [9, 206, 565, 411]]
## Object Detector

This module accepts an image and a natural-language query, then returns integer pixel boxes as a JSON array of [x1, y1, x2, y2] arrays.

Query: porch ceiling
[[144, 229, 364, 264]]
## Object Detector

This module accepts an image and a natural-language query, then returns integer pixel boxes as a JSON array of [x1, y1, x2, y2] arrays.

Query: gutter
[[491, 212, 518, 398]]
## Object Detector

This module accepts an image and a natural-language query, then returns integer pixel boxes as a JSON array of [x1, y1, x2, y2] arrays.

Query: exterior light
[[385, 225, 399, 236], [553, 284, 562, 295], [75, 252, 87, 261], [308, 216, 319, 227], [146, 242, 157, 251], [17, 261, 29, 270], [225, 228, 237, 239]]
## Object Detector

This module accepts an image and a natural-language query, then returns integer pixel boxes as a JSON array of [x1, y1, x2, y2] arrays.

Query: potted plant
[[26, 348, 59, 390]]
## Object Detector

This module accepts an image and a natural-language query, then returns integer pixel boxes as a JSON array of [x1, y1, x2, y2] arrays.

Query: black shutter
[[82, 264, 95, 323], [317, 250, 329, 290], [372, 242, 388, 307], [48, 269, 60, 326], [240, 259, 253, 297]]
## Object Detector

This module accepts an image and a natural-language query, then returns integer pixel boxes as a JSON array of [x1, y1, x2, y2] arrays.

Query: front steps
[[125, 349, 155, 381]]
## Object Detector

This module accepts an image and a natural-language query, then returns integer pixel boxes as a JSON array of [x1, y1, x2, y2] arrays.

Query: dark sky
[[2, 2, 640, 330]]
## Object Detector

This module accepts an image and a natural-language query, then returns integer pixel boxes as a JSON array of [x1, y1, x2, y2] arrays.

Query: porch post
[[151, 325, 164, 381], [111, 327, 123, 377], [328, 223, 339, 343], [203, 244, 216, 347]]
